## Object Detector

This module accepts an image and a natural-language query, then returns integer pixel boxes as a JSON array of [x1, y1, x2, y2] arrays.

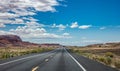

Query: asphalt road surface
[[0, 47, 118, 71]]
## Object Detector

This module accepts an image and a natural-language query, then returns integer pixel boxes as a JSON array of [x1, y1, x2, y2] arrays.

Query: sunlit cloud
[[0, 0, 60, 27], [0, 23, 6, 27], [100, 27, 106, 30], [52, 24, 66, 30], [56, 24, 66, 30], [70, 22, 79, 28], [0, 23, 71, 39], [79, 25, 92, 29]]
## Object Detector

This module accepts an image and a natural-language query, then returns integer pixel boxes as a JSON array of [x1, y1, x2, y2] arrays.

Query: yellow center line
[[32, 66, 39, 71]]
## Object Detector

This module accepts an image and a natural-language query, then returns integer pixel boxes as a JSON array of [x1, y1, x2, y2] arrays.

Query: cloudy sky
[[0, 0, 120, 46]]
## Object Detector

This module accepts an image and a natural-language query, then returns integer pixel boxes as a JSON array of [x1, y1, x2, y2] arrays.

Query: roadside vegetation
[[68, 46, 120, 70], [0, 47, 55, 59]]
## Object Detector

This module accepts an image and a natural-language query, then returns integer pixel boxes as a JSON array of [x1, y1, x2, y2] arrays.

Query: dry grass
[[0, 47, 56, 59], [68, 46, 120, 70]]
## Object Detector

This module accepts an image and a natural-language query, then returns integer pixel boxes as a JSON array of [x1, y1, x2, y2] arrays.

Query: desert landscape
[[0, 35, 120, 70], [0, 35, 60, 59], [68, 43, 120, 70], [0, 0, 119, 71]]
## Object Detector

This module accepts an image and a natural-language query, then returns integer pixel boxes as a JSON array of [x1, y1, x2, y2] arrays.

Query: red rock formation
[[0, 35, 38, 47], [0, 35, 22, 46]]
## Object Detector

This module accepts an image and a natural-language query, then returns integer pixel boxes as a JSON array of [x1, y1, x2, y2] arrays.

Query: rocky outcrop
[[0, 35, 23, 47], [0, 35, 60, 47]]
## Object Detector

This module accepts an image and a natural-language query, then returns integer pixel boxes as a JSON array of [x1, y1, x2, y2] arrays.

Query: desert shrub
[[97, 56, 106, 63], [97, 56, 112, 65], [2, 53, 11, 59], [10, 54, 14, 57], [105, 57, 112, 65], [74, 49, 80, 53], [105, 52, 114, 58], [0, 48, 55, 59], [81, 53, 92, 59], [21, 51, 30, 55], [68, 48, 75, 53], [30, 50, 38, 53], [92, 55, 98, 61]]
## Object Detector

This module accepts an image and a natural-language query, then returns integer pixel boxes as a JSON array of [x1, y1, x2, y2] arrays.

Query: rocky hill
[[0, 35, 38, 47], [86, 42, 120, 48]]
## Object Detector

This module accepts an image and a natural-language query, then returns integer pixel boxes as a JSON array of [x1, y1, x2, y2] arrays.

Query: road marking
[[64, 48, 87, 71], [45, 59, 49, 62], [0, 54, 44, 66], [0, 49, 57, 66], [32, 66, 39, 71]]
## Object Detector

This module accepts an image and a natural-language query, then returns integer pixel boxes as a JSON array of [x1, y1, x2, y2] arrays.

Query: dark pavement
[[0, 47, 118, 71]]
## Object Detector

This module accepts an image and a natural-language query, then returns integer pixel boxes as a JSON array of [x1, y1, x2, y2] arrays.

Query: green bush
[[92, 55, 98, 61], [105, 57, 112, 65], [21, 51, 30, 55], [30, 50, 38, 53], [97, 56, 106, 63], [105, 52, 114, 58], [74, 49, 79, 53], [68, 49, 74, 53], [2, 53, 11, 59], [0, 48, 54, 59], [97, 56, 112, 65]]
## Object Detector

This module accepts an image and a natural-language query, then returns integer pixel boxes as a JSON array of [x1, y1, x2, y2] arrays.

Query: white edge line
[[0, 48, 58, 66], [64, 48, 87, 71], [0, 54, 42, 66]]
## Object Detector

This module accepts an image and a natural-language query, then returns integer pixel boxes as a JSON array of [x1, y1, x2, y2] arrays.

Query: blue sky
[[0, 0, 120, 46]]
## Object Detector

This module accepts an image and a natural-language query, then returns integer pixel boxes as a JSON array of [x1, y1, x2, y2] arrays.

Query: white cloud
[[54, 24, 66, 30], [9, 24, 47, 38], [63, 33, 70, 36], [0, 12, 19, 18], [0, 24, 70, 39], [22, 17, 38, 22], [0, 0, 60, 27], [100, 27, 106, 30], [0, 24, 6, 27], [51, 23, 56, 28], [57, 24, 66, 30], [79, 25, 92, 29], [62, 33, 72, 38], [70, 22, 78, 28], [0, 30, 14, 35]]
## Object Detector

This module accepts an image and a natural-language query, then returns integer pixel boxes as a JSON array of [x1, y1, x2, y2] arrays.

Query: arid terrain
[[0, 35, 120, 70], [68, 43, 120, 70], [0, 35, 60, 59]]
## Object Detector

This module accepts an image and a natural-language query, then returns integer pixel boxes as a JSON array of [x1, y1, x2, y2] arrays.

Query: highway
[[0, 47, 118, 71]]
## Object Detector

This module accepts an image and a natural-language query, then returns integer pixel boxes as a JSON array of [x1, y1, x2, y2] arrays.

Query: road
[[0, 47, 118, 71]]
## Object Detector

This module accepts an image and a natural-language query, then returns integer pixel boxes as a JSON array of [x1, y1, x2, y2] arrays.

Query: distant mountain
[[0, 35, 38, 47], [86, 42, 120, 48], [0, 35, 61, 48]]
